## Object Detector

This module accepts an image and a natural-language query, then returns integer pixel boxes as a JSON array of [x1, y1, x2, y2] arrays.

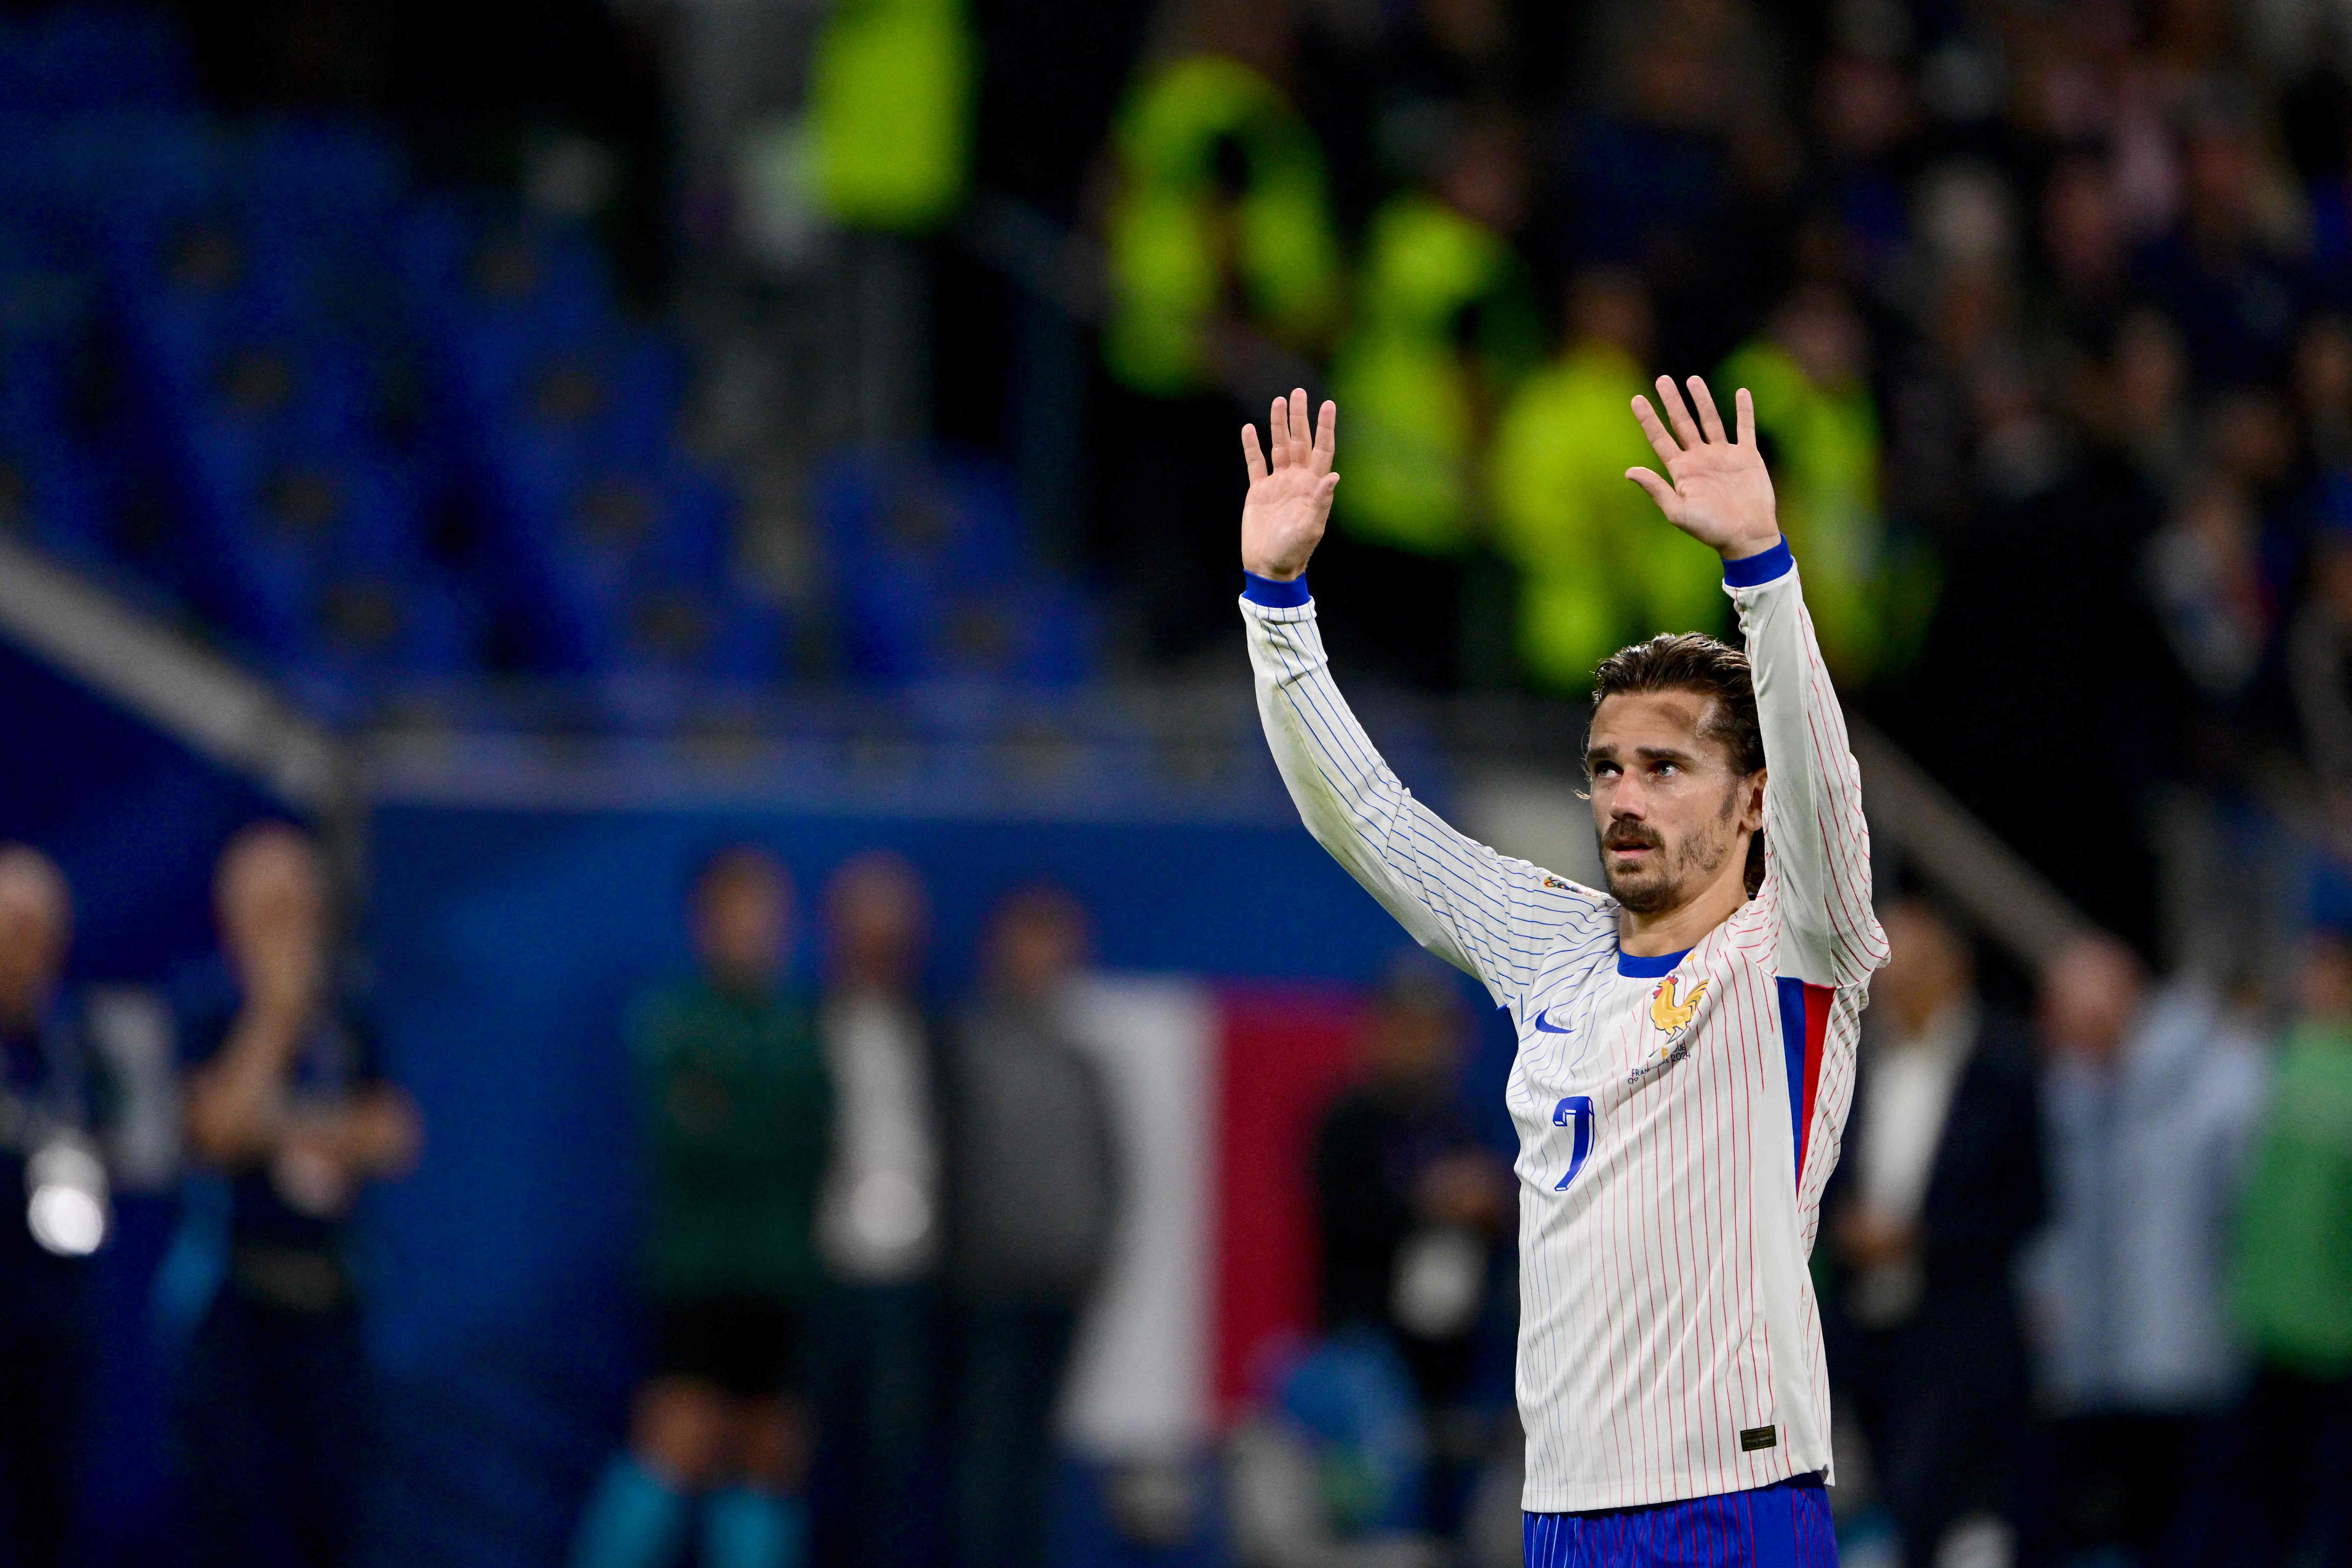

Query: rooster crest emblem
[[1649, 974, 1708, 1036], [1627, 974, 1708, 1083]]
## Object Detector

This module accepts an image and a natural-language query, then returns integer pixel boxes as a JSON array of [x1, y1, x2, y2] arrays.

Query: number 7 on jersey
[[1553, 1096, 1594, 1191]]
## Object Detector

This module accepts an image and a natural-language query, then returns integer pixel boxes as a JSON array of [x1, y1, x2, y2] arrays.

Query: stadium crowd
[[5, 0, 2352, 1566], [1064, 0, 2352, 958]]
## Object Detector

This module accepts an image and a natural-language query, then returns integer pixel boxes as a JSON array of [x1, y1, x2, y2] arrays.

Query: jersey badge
[[1627, 974, 1708, 1082]]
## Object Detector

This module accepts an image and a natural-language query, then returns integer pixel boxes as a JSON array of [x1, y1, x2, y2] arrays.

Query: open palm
[[1626, 376, 1782, 561], [1240, 387, 1339, 581]]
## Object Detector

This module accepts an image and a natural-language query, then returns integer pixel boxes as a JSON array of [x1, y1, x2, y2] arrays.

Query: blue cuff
[[1243, 572, 1311, 608], [1721, 539, 1794, 588]]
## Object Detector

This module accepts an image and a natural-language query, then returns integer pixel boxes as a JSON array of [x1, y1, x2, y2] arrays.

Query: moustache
[[1604, 826, 1663, 853]]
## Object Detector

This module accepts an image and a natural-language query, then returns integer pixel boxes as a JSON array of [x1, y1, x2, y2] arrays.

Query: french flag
[[1055, 975, 1370, 1456]]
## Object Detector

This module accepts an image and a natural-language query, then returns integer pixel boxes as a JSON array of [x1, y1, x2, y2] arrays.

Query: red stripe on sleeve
[[1797, 982, 1832, 1181]]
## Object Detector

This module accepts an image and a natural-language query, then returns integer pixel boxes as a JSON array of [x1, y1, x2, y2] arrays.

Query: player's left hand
[[1626, 375, 1782, 562]]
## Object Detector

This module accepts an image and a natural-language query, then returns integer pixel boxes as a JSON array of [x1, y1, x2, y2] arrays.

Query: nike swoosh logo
[[1532, 1007, 1574, 1035]]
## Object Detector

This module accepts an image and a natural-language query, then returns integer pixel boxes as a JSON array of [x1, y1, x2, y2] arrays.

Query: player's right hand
[[1240, 387, 1337, 582]]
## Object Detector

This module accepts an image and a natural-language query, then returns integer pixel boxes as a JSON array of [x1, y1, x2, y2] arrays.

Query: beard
[[1598, 792, 1740, 915]]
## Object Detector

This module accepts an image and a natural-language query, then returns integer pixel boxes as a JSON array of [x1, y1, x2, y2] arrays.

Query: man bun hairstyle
[[1590, 633, 1768, 894]]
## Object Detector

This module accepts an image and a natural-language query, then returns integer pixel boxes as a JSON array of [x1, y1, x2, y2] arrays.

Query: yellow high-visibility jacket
[[810, 0, 975, 231], [1490, 342, 1725, 688], [1330, 194, 1540, 557], [1104, 56, 1344, 397]]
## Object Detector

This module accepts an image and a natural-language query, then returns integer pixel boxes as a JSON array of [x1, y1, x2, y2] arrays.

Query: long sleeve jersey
[[1243, 541, 1886, 1511]]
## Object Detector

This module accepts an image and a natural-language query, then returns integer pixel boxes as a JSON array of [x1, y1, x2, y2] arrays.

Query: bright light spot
[[848, 1171, 932, 1253], [28, 1185, 105, 1256]]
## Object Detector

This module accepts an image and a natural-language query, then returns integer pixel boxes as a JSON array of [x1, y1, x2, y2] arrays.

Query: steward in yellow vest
[[1104, 55, 1345, 397], [809, 0, 976, 232], [1328, 190, 1540, 559], [1719, 287, 1915, 684], [1491, 270, 1724, 689]]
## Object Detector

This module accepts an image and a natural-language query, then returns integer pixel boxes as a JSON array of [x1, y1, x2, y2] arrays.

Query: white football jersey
[[1242, 548, 1886, 1512]]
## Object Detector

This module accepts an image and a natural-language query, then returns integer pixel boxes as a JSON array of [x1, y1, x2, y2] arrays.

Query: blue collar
[[1616, 946, 1692, 978]]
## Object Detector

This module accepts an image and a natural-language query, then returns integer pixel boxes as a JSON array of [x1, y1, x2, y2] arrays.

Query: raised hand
[[1240, 387, 1338, 582], [1626, 376, 1782, 561]]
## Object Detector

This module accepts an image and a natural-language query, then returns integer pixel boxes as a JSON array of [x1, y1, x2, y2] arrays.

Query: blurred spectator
[[1881, 160, 2045, 538], [2037, 152, 2132, 347], [2020, 934, 2268, 1565], [1893, 312, 2184, 952], [2147, 472, 2271, 707], [2290, 515, 2352, 798], [2294, 314, 2352, 472], [1813, 46, 1922, 299], [812, 853, 942, 1568], [1311, 957, 1511, 1527], [179, 822, 420, 1568], [1102, 2, 1343, 400], [1720, 282, 1894, 680], [2227, 931, 2352, 1566], [572, 847, 830, 1568], [2134, 87, 2310, 392], [1489, 267, 1720, 688], [1551, 0, 1796, 372], [1289, 0, 1523, 212], [943, 884, 1120, 1568], [2109, 307, 2198, 500], [805, 0, 976, 233], [1823, 899, 2043, 1568], [1098, 0, 1344, 662], [1320, 113, 1540, 688], [0, 846, 106, 1568]]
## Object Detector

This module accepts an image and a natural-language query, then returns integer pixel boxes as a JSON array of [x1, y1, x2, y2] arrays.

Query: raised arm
[[1240, 390, 1593, 1006], [1626, 376, 1887, 988]]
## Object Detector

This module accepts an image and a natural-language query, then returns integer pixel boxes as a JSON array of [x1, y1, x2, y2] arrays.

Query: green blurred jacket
[[1105, 55, 1344, 397], [1490, 342, 1724, 689], [2233, 1021, 2352, 1377], [631, 977, 834, 1303], [1716, 339, 1887, 682], [809, 0, 975, 231], [1328, 194, 1540, 557]]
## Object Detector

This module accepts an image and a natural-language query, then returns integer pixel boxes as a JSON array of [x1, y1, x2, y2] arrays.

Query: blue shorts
[[1523, 1474, 1835, 1568]]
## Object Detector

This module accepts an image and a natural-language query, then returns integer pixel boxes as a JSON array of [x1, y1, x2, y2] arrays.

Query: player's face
[[1585, 691, 1762, 917]]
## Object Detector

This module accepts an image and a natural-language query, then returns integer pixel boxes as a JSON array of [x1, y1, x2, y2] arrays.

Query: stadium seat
[[814, 447, 1095, 688], [0, 6, 193, 118]]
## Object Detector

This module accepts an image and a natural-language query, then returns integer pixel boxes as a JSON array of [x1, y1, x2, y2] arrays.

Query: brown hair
[[1590, 634, 1767, 894]]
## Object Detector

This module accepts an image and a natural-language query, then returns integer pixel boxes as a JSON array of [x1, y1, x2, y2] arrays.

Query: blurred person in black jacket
[[943, 884, 1120, 1568], [178, 823, 420, 1568], [1824, 898, 2044, 1568], [812, 852, 944, 1568], [1312, 956, 1514, 1521], [0, 846, 107, 1568]]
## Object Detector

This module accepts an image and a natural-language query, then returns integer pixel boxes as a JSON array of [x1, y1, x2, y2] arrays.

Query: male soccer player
[[1237, 378, 1885, 1562]]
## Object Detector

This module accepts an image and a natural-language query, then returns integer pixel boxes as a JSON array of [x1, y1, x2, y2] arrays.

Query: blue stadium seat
[[0, 436, 115, 567], [813, 447, 1094, 687], [279, 565, 483, 720], [38, 113, 220, 235], [812, 446, 1030, 586], [0, 40, 762, 712], [0, 6, 194, 118], [235, 119, 407, 237], [483, 444, 742, 677]]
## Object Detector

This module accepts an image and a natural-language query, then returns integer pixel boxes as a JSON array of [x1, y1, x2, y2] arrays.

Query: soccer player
[[1237, 378, 1886, 1561]]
